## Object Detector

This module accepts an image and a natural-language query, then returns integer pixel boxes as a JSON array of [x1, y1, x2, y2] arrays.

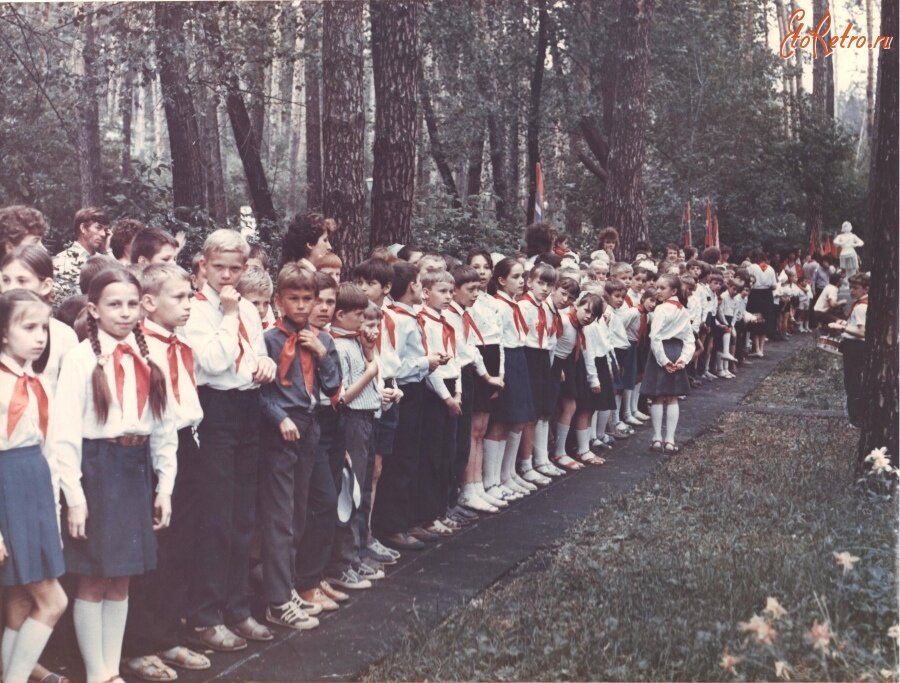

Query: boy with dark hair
[[131, 227, 179, 265], [524, 223, 557, 259], [109, 219, 145, 264]]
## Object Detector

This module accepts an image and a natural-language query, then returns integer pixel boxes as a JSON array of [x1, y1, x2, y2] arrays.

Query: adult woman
[[279, 212, 334, 271], [745, 249, 777, 357]]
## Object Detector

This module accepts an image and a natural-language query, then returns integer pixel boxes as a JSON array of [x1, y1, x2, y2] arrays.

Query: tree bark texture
[[525, 0, 548, 226], [119, 65, 133, 178], [601, 0, 653, 260], [155, 4, 207, 211], [865, 0, 876, 148], [322, 0, 366, 265], [304, 2, 323, 212], [805, 0, 832, 248], [466, 128, 485, 204], [488, 113, 511, 226], [859, 0, 898, 468], [370, 0, 418, 247], [202, 87, 228, 224], [77, 10, 103, 206]]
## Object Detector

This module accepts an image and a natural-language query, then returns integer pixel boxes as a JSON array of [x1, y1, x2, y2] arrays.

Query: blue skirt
[[555, 354, 578, 401], [574, 355, 616, 412], [473, 344, 502, 413], [493, 347, 536, 424], [642, 339, 691, 397], [0, 445, 65, 586], [64, 439, 157, 577], [613, 343, 638, 391], [524, 347, 555, 418]]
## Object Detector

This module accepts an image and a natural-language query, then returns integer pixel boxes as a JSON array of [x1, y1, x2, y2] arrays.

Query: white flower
[[765, 597, 788, 620], [865, 448, 896, 475], [739, 614, 778, 644], [774, 660, 792, 680], [833, 551, 861, 574]]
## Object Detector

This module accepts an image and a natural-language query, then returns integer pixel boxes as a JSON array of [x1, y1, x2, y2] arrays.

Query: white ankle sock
[[575, 428, 591, 454], [101, 598, 128, 679], [500, 432, 522, 484], [622, 389, 633, 418], [2, 627, 18, 679], [482, 439, 503, 489], [595, 410, 611, 437], [533, 420, 550, 465], [665, 402, 680, 443], [74, 599, 108, 683], [554, 423, 571, 457], [631, 383, 642, 414], [520, 455, 533, 472], [649, 403, 664, 442], [5, 618, 52, 683], [614, 394, 622, 421]]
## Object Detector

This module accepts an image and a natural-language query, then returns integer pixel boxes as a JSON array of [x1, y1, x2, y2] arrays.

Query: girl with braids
[[48, 268, 176, 683], [0, 245, 79, 394], [641, 273, 695, 454], [0, 291, 68, 683]]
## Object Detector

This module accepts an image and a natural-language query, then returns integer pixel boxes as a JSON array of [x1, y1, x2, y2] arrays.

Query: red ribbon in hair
[[0, 363, 48, 438]]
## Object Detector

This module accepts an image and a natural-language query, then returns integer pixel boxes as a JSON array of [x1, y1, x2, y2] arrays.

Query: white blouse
[[748, 263, 777, 290], [49, 330, 178, 508], [446, 302, 489, 377], [605, 308, 631, 349], [389, 302, 430, 385], [518, 294, 550, 350], [469, 291, 502, 346], [420, 306, 460, 400], [649, 298, 696, 367], [494, 292, 527, 349], [377, 306, 402, 381], [44, 318, 78, 396], [141, 319, 203, 431], [0, 353, 52, 451], [611, 304, 640, 343]]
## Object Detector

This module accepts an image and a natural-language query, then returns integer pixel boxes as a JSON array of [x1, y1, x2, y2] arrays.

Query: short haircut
[[632, 266, 649, 279], [707, 272, 725, 286], [281, 212, 332, 266], [589, 259, 609, 271], [635, 240, 652, 254], [700, 246, 721, 265], [130, 227, 178, 264], [190, 252, 203, 276], [534, 252, 562, 268], [610, 262, 633, 277], [641, 287, 657, 302], [353, 258, 394, 287], [524, 223, 556, 257], [451, 265, 481, 288], [556, 276, 580, 298], [604, 279, 627, 295], [109, 219, 145, 260], [1, 244, 53, 282], [248, 243, 269, 269], [335, 282, 369, 313], [275, 263, 317, 295], [73, 207, 109, 239], [528, 262, 558, 286], [80, 256, 121, 294], [202, 228, 250, 260], [681, 275, 697, 291], [0, 206, 48, 251], [314, 271, 338, 294], [368, 246, 396, 263], [397, 244, 422, 262], [829, 272, 844, 286], [364, 301, 383, 320], [316, 252, 343, 270], [598, 227, 619, 245], [56, 294, 88, 329], [390, 261, 419, 300], [682, 246, 697, 260], [848, 272, 870, 288], [417, 254, 447, 273], [420, 269, 455, 290], [666, 242, 681, 253], [237, 265, 274, 298], [466, 249, 493, 270], [578, 292, 604, 317], [139, 262, 191, 297]]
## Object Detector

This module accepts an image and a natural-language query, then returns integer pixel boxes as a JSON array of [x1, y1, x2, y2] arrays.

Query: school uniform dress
[[51, 331, 178, 578], [468, 292, 504, 413], [747, 263, 777, 337], [575, 320, 616, 411], [634, 305, 651, 382], [553, 308, 582, 401], [839, 296, 867, 426], [183, 283, 269, 627], [518, 294, 554, 418], [371, 302, 431, 537], [0, 355, 64, 587], [493, 291, 535, 424], [545, 302, 565, 410], [642, 297, 695, 397], [610, 304, 640, 390]]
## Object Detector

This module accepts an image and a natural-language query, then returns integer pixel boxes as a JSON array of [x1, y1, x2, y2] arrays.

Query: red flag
[[704, 198, 714, 248], [821, 235, 833, 256], [681, 202, 692, 248], [534, 163, 545, 222], [808, 228, 819, 257]]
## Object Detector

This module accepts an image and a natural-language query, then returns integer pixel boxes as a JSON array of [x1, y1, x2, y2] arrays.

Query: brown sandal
[[230, 617, 274, 642], [189, 625, 248, 652]]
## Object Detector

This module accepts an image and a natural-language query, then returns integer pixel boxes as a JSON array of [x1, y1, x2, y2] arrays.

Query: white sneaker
[[477, 485, 507, 508], [719, 352, 738, 362], [520, 468, 551, 485], [716, 370, 731, 379], [513, 473, 538, 491], [623, 415, 644, 427], [634, 410, 650, 420], [617, 422, 635, 435], [725, 370, 737, 378], [458, 491, 498, 513]]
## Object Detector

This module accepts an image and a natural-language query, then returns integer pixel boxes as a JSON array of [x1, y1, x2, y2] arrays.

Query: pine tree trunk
[[525, 0, 548, 226], [509, 112, 521, 218], [77, 10, 103, 206], [152, 77, 169, 164], [370, 0, 418, 247], [419, 70, 461, 209], [601, 0, 654, 260], [858, 0, 898, 469], [287, 31, 304, 217], [276, 4, 296, 170], [488, 114, 510, 227], [304, 2, 323, 212], [865, 0, 876, 148], [805, 0, 831, 252], [322, 0, 366, 265], [155, 4, 207, 211], [119, 66, 133, 178], [204, 89, 228, 224]]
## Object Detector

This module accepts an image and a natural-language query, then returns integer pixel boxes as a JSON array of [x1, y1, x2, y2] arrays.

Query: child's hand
[[382, 387, 398, 402], [445, 395, 462, 416], [253, 357, 277, 384], [665, 361, 678, 373], [298, 330, 327, 359], [219, 286, 241, 316], [153, 493, 172, 531], [68, 504, 88, 539], [486, 375, 504, 389], [426, 353, 444, 372], [280, 417, 300, 442], [674, 359, 686, 370], [591, 384, 601, 394], [0, 539, 7, 565]]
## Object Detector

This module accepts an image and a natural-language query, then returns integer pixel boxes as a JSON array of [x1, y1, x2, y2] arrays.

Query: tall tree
[[304, 2, 323, 212], [864, 0, 876, 149], [858, 0, 898, 469], [419, 67, 462, 209], [119, 64, 133, 178], [525, 0, 548, 226], [805, 0, 832, 249], [155, 3, 207, 211], [370, 0, 418, 247], [601, 0, 654, 259], [322, 0, 366, 265], [77, 8, 103, 206]]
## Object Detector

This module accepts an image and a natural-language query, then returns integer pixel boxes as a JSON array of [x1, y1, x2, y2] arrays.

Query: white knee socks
[[533, 420, 550, 466], [614, 394, 622, 422], [650, 403, 664, 442], [553, 423, 570, 457], [595, 410, 611, 438], [500, 432, 522, 484], [622, 389, 634, 419], [665, 402, 680, 443], [74, 599, 108, 683], [101, 598, 128, 679], [482, 439, 503, 489], [4, 618, 52, 683], [631, 382, 642, 414], [575, 428, 591, 455], [2, 627, 18, 679]]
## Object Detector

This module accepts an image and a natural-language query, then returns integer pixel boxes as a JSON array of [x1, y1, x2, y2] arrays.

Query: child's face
[[557, 239, 570, 252], [552, 286, 573, 310], [726, 283, 739, 296], [657, 282, 677, 302], [246, 292, 271, 322], [469, 256, 492, 288], [143, 244, 177, 265], [362, 318, 380, 338], [741, 287, 750, 298], [643, 297, 657, 312], [500, 264, 525, 297], [320, 266, 341, 284], [454, 281, 480, 308], [335, 307, 365, 332], [356, 278, 389, 304], [406, 278, 423, 305], [527, 276, 551, 302], [1, 259, 52, 298], [688, 265, 701, 279], [617, 271, 633, 289], [575, 302, 596, 327], [590, 265, 608, 282], [606, 290, 624, 309], [602, 240, 617, 255], [190, 268, 206, 292], [666, 248, 680, 262], [424, 281, 454, 311], [202, 251, 247, 292], [90, 282, 141, 340], [310, 287, 336, 329], [3, 302, 49, 365], [709, 279, 723, 295], [277, 287, 316, 327], [405, 250, 424, 264], [144, 277, 192, 330], [632, 272, 646, 292], [848, 283, 868, 300]]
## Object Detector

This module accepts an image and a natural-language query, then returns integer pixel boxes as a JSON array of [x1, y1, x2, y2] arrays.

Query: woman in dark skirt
[[0, 291, 68, 683], [745, 249, 778, 357], [644, 274, 696, 454], [49, 269, 175, 683]]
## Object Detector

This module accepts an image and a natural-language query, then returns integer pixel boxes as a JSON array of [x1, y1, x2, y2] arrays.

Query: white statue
[[832, 221, 864, 276]]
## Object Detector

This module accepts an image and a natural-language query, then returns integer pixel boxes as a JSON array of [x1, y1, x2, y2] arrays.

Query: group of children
[[0, 205, 867, 683]]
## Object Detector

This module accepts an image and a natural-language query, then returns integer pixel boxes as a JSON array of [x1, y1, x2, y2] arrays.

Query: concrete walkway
[[48, 336, 809, 682]]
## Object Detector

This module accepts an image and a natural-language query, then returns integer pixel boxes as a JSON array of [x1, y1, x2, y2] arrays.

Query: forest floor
[[365, 346, 899, 682]]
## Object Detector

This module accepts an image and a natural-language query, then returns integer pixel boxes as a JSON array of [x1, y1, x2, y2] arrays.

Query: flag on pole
[[681, 201, 692, 248], [712, 212, 720, 248], [704, 198, 714, 248], [821, 235, 833, 257], [534, 162, 545, 223], [808, 228, 819, 257]]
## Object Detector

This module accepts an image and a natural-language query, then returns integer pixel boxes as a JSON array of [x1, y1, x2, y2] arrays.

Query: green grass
[[744, 341, 845, 410], [366, 349, 898, 682]]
